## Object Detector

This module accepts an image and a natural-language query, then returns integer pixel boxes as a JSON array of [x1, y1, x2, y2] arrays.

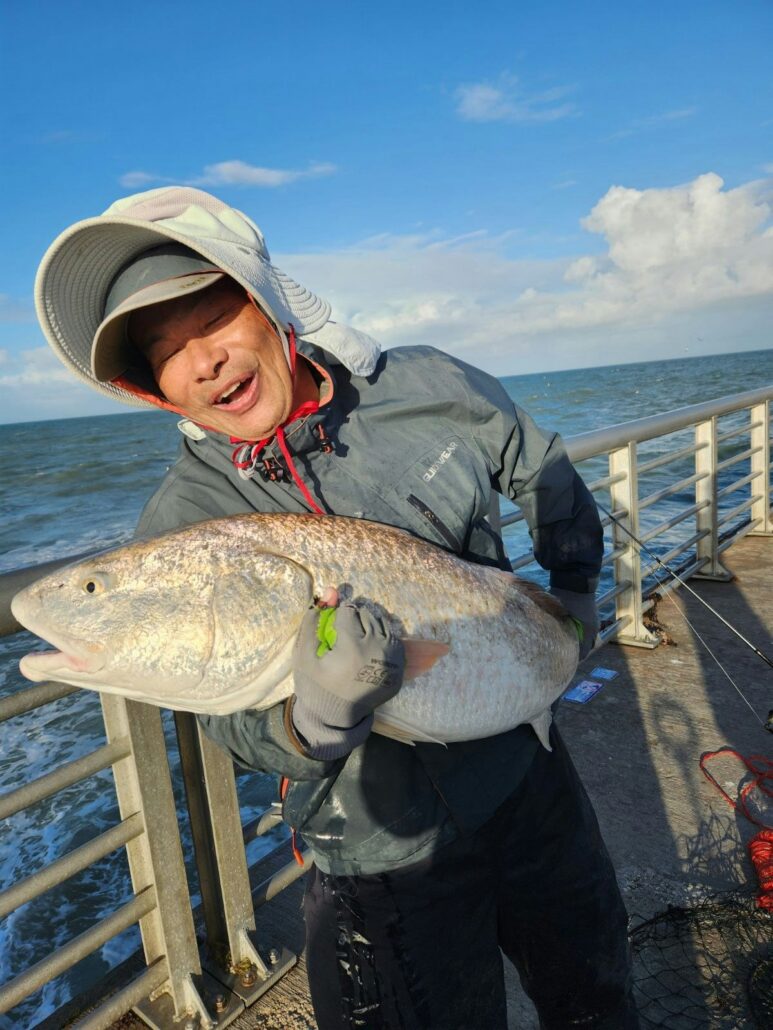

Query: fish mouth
[[11, 594, 106, 683], [19, 648, 106, 682]]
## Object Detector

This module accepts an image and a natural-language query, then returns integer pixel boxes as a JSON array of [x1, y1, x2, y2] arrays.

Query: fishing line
[[649, 576, 765, 729], [595, 501, 772, 732]]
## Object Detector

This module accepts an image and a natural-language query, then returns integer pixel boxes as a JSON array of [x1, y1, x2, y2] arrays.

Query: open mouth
[[19, 646, 105, 683], [213, 373, 259, 412]]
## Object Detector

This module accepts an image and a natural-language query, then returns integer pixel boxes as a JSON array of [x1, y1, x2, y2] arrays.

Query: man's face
[[129, 278, 294, 440]]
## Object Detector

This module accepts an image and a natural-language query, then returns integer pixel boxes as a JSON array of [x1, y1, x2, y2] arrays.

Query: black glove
[[550, 587, 599, 661], [289, 603, 405, 760]]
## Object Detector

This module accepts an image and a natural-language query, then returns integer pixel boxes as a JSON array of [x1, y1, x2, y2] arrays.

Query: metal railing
[[0, 384, 771, 1028], [495, 385, 773, 646]]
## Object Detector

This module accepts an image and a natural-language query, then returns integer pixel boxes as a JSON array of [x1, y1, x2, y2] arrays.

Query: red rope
[[700, 748, 773, 908], [228, 324, 327, 513], [274, 425, 324, 514], [749, 831, 773, 909]]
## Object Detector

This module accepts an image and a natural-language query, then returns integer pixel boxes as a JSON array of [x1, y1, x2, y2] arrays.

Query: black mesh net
[[630, 889, 773, 1029]]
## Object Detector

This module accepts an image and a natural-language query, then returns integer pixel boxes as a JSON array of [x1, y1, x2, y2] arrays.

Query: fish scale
[[12, 513, 579, 747]]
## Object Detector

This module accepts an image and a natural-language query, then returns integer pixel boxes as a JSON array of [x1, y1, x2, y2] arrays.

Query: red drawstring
[[229, 324, 329, 513], [229, 396, 319, 470], [274, 425, 324, 514], [700, 748, 773, 908]]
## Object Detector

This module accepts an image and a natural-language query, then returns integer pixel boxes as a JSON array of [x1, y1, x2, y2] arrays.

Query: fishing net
[[630, 889, 773, 1029]]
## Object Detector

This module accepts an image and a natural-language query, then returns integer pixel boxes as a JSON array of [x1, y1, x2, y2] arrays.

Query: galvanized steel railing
[[494, 385, 773, 647], [0, 383, 771, 1028]]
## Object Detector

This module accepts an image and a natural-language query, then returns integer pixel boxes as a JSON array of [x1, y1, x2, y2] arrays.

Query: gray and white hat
[[35, 186, 381, 409]]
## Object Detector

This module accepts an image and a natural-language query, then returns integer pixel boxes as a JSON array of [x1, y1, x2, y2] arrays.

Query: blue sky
[[1, 0, 772, 422]]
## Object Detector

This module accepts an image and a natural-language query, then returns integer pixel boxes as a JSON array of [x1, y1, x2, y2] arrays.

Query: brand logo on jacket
[[423, 441, 458, 482]]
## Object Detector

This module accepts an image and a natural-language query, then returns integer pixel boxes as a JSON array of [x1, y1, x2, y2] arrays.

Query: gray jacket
[[137, 344, 603, 875]]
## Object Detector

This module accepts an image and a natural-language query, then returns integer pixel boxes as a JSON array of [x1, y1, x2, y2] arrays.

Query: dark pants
[[303, 730, 639, 1029]]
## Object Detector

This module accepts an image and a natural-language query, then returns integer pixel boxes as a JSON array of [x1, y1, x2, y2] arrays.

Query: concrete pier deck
[[108, 533, 772, 1029]]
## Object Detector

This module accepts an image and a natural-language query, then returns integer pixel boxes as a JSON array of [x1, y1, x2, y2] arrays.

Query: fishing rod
[[595, 501, 773, 734]]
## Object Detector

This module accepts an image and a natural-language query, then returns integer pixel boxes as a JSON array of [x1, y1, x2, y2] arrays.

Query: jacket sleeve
[[197, 706, 344, 781], [136, 447, 340, 780], [454, 356, 603, 593]]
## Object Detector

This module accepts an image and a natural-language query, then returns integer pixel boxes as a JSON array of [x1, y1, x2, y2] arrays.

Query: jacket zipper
[[407, 494, 461, 552]]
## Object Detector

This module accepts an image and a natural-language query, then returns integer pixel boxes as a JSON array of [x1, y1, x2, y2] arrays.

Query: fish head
[[11, 531, 314, 711]]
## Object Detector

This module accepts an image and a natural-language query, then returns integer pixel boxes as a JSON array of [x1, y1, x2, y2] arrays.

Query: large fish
[[11, 514, 579, 748]]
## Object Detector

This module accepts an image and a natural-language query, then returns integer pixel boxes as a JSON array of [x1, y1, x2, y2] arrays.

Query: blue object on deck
[[563, 680, 604, 704]]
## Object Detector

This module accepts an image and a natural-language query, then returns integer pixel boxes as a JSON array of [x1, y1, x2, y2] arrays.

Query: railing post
[[100, 695, 214, 1028], [693, 418, 733, 580], [174, 713, 296, 1006], [608, 442, 659, 647], [749, 401, 773, 535]]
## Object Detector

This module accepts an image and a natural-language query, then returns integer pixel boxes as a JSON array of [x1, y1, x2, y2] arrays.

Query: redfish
[[12, 514, 578, 747]]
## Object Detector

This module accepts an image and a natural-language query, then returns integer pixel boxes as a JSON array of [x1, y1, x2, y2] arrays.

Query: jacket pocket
[[384, 436, 488, 554]]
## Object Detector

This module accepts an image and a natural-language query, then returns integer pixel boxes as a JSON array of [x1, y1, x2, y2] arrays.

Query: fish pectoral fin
[[372, 711, 447, 747], [530, 709, 553, 751], [401, 638, 450, 681]]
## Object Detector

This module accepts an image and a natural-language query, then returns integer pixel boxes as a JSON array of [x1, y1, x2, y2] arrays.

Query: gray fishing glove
[[550, 587, 600, 661], [288, 603, 405, 760]]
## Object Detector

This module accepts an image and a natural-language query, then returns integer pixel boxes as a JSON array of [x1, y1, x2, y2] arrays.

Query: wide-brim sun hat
[[35, 186, 381, 409]]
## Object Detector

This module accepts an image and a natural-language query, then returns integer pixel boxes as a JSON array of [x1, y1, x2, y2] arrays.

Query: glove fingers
[[338, 602, 368, 639], [339, 601, 392, 643]]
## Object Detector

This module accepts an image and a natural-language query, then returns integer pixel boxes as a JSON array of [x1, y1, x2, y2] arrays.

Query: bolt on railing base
[[203, 944, 297, 1008], [134, 969, 240, 1030]]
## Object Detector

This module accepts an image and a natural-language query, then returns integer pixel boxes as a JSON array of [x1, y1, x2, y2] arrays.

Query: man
[[36, 186, 639, 1029]]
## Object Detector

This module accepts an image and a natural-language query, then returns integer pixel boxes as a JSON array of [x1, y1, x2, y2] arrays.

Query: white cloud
[[581, 172, 770, 271], [654, 107, 697, 122], [119, 170, 161, 188], [0, 348, 126, 423], [276, 172, 773, 372], [0, 347, 76, 388], [119, 160, 336, 191], [455, 74, 577, 124], [30, 129, 103, 145], [606, 107, 697, 140], [194, 160, 336, 187]]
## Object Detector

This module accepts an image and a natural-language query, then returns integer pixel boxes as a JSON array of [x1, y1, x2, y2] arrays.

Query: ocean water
[[1, 347, 772, 1026]]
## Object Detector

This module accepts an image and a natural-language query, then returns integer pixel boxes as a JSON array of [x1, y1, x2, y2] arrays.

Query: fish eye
[[81, 572, 110, 595]]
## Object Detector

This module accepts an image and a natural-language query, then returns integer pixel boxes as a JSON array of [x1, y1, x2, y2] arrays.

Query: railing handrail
[[564, 384, 773, 463]]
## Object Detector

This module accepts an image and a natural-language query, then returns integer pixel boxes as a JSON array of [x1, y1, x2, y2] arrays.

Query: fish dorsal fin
[[372, 710, 447, 747], [401, 638, 450, 681], [530, 709, 553, 751]]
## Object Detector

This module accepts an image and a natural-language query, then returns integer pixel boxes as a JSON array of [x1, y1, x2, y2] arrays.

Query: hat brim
[[35, 215, 329, 409], [92, 271, 226, 382]]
